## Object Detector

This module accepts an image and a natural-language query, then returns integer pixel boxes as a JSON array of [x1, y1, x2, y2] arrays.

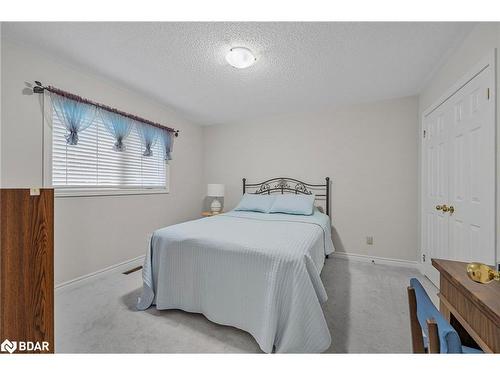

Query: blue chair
[[407, 278, 483, 354]]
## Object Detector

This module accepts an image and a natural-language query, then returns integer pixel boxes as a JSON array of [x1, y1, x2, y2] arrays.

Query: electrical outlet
[[366, 236, 374, 245]]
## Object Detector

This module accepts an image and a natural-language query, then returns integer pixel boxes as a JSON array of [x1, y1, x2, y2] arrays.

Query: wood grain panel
[[432, 258, 500, 353], [0, 189, 54, 353], [440, 275, 498, 352], [433, 258, 500, 325]]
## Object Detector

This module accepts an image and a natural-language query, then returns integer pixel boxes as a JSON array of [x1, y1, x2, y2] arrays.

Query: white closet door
[[448, 66, 495, 266], [423, 105, 451, 283], [422, 64, 495, 286]]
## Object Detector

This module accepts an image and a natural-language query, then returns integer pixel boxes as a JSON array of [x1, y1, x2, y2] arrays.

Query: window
[[51, 111, 168, 194]]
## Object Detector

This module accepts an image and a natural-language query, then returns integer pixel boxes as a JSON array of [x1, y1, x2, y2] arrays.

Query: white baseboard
[[55, 255, 145, 292], [331, 251, 419, 269], [416, 261, 426, 275], [55, 251, 419, 292]]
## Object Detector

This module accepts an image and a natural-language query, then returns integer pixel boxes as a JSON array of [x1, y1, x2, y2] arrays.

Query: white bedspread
[[137, 209, 334, 353]]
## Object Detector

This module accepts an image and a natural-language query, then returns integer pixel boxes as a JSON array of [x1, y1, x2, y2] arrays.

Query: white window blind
[[52, 111, 167, 190]]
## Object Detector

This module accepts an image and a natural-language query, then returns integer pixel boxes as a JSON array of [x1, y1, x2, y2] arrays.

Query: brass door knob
[[436, 205, 443, 211], [449, 205, 455, 214], [441, 204, 449, 212]]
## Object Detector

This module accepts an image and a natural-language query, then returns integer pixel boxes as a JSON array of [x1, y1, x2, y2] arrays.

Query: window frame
[[43, 94, 170, 198]]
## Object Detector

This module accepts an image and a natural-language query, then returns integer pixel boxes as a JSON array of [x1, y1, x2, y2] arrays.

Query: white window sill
[[54, 188, 169, 198]]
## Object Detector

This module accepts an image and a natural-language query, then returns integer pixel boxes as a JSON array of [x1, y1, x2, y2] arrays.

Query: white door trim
[[420, 49, 497, 277], [422, 50, 496, 117]]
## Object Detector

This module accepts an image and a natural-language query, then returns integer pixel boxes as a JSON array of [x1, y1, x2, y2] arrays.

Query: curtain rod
[[33, 81, 179, 137]]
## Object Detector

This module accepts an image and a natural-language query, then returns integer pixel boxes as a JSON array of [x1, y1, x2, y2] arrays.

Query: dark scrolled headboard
[[242, 177, 330, 217]]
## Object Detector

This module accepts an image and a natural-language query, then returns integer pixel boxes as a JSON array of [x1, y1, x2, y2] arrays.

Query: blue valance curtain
[[136, 123, 159, 157], [99, 110, 133, 151], [49, 91, 176, 160], [136, 124, 174, 160], [159, 128, 174, 161], [50, 92, 96, 145]]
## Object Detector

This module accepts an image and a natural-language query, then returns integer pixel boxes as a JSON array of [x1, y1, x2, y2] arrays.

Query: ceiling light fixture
[[225, 47, 256, 69]]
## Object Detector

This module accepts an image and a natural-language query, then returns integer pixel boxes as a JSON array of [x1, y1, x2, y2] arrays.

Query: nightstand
[[201, 211, 223, 217]]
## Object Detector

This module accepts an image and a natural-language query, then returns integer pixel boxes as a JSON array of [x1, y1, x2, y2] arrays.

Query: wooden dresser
[[0, 189, 54, 354], [432, 258, 500, 353]]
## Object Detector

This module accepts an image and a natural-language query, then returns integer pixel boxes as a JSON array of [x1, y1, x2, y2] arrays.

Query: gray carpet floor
[[55, 257, 438, 353]]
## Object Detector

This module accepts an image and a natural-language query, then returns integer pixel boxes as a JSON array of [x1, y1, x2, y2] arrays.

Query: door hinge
[[487, 88, 490, 100], [422, 254, 426, 263], [423, 130, 426, 139]]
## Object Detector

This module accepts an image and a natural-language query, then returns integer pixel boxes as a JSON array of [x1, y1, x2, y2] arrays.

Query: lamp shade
[[207, 184, 225, 197]]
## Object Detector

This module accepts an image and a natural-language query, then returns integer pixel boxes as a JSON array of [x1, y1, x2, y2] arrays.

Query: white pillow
[[269, 194, 315, 215], [234, 194, 276, 213]]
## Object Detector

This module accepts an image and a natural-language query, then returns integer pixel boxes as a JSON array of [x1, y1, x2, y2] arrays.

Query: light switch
[[366, 236, 373, 245]]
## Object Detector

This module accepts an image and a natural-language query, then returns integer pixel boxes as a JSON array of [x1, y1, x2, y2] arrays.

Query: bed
[[137, 177, 334, 353]]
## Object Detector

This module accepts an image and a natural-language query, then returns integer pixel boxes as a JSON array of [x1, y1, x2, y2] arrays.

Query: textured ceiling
[[3, 22, 474, 125]]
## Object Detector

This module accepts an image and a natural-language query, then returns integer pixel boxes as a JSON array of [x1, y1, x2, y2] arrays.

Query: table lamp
[[207, 184, 225, 214]]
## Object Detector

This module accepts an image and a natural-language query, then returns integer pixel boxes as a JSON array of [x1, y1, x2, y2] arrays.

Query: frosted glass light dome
[[225, 47, 256, 69]]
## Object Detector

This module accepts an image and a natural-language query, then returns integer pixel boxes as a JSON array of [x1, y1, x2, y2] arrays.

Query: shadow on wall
[[22, 81, 33, 95], [22, 82, 47, 122], [331, 226, 345, 253]]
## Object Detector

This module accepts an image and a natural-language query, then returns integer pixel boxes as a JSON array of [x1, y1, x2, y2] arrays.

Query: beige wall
[[203, 96, 419, 261], [1, 39, 204, 284], [418, 23, 500, 264], [7, 23, 491, 281], [419, 23, 500, 112]]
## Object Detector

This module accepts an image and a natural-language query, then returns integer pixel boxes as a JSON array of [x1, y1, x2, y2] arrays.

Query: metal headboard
[[242, 177, 330, 216]]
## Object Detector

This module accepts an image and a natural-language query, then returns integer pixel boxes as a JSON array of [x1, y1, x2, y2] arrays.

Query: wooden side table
[[432, 258, 500, 353], [202, 211, 224, 217]]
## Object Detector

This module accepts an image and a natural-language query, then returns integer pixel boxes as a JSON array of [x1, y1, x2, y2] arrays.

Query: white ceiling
[[3, 22, 474, 125]]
